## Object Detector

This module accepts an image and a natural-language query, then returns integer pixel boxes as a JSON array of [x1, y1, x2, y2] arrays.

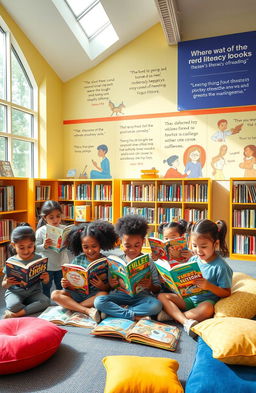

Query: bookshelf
[[230, 178, 256, 261], [120, 178, 212, 246], [0, 177, 29, 273]]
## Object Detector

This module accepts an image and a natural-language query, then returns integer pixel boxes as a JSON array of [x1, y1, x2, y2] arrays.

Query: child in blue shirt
[[94, 215, 162, 320]]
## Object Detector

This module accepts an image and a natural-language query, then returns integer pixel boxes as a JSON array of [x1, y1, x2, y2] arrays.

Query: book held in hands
[[91, 317, 181, 351], [39, 306, 97, 328], [5, 257, 48, 287], [62, 257, 108, 295], [148, 236, 188, 264], [107, 253, 151, 296], [46, 224, 74, 252], [154, 259, 208, 298]]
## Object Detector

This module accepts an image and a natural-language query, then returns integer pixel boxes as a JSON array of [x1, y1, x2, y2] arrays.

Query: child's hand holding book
[[90, 274, 109, 291], [40, 271, 49, 284]]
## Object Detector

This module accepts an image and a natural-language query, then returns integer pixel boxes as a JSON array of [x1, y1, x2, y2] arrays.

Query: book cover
[[62, 257, 108, 295], [154, 259, 208, 298], [46, 224, 74, 252], [75, 205, 91, 221], [39, 306, 97, 328], [91, 317, 181, 351], [5, 257, 48, 287], [107, 253, 151, 296], [148, 236, 188, 264]]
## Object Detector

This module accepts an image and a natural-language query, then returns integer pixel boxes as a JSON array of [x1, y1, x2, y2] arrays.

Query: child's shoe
[[157, 310, 172, 322], [100, 312, 107, 320], [3, 310, 14, 319], [183, 319, 198, 338], [88, 307, 101, 323]]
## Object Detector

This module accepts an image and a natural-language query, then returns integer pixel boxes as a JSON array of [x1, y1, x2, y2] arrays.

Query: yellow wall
[[0, 5, 63, 178]]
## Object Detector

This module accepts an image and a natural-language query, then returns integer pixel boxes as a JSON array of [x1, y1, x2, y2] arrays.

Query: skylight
[[52, 0, 119, 59]]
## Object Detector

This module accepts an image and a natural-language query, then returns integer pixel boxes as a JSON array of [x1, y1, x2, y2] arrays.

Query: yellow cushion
[[192, 317, 256, 366], [214, 272, 256, 319], [102, 355, 184, 393]]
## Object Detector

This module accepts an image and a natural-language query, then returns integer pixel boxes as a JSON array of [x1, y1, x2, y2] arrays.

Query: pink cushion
[[0, 317, 67, 374]]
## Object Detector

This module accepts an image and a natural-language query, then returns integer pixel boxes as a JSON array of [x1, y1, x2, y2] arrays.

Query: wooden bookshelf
[[0, 177, 29, 272], [230, 178, 256, 261]]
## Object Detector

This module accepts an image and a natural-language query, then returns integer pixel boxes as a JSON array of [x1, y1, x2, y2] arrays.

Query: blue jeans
[[42, 270, 63, 298], [94, 291, 162, 320]]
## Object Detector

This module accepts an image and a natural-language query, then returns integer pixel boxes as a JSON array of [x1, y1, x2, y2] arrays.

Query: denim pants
[[42, 270, 63, 298], [5, 285, 50, 315], [94, 291, 162, 320]]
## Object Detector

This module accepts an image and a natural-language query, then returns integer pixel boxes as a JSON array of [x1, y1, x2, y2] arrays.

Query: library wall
[[63, 24, 256, 180]]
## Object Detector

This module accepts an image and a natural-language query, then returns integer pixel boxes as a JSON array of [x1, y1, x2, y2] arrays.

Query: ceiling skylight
[[52, 0, 119, 60]]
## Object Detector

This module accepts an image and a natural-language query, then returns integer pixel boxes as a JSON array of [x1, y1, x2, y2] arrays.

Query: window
[[0, 20, 37, 177]]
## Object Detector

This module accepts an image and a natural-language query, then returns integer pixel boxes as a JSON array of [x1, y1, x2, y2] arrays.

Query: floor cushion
[[185, 337, 256, 393], [0, 317, 67, 374], [103, 355, 184, 393]]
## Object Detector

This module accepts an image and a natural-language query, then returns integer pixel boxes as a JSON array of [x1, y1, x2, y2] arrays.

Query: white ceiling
[[0, 0, 255, 82]]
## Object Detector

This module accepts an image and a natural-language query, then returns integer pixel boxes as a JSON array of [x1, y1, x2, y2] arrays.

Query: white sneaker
[[100, 312, 107, 320], [183, 319, 198, 338], [157, 310, 172, 322], [88, 307, 101, 323], [3, 310, 14, 319]]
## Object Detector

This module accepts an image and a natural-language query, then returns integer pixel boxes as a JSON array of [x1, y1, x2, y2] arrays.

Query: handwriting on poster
[[129, 67, 167, 95], [83, 78, 115, 104], [164, 120, 198, 149]]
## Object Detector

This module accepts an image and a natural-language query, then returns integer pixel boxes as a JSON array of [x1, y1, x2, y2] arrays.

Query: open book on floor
[[62, 257, 108, 295], [39, 306, 97, 328], [5, 257, 48, 287], [107, 253, 151, 296], [148, 236, 188, 264], [46, 224, 74, 253], [154, 259, 209, 298], [91, 317, 181, 351]]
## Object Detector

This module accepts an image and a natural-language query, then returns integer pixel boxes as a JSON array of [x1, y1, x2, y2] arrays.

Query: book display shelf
[[230, 178, 256, 261], [0, 177, 29, 273], [120, 178, 211, 247]]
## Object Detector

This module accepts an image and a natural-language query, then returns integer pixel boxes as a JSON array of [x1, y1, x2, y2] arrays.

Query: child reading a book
[[36, 200, 71, 298], [2, 226, 50, 318], [51, 220, 118, 322], [158, 219, 233, 337], [94, 215, 162, 321]]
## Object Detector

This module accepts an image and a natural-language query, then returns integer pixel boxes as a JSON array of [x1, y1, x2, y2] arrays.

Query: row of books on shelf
[[0, 186, 15, 211], [36, 186, 51, 201], [122, 184, 155, 201], [122, 207, 155, 224], [94, 205, 112, 221], [233, 209, 256, 228], [58, 184, 74, 200], [60, 203, 74, 220], [157, 184, 182, 202], [0, 219, 17, 242], [232, 183, 256, 203], [94, 185, 112, 201], [76, 184, 92, 200], [233, 234, 256, 255], [184, 184, 208, 202], [157, 208, 182, 223], [0, 245, 7, 270]]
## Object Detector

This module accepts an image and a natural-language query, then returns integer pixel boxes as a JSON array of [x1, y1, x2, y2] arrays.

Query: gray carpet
[[0, 258, 255, 393]]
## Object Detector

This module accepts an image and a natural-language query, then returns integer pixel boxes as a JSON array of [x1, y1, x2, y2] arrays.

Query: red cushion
[[0, 317, 67, 374]]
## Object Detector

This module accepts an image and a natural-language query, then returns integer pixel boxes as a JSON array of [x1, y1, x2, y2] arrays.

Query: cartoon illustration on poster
[[163, 155, 187, 178], [109, 100, 125, 116], [90, 144, 112, 179], [183, 145, 206, 178], [238, 144, 256, 177], [211, 119, 243, 142], [211, 145, 228, 180]]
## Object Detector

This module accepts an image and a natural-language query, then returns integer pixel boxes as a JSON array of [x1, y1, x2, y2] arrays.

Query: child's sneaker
[[183, 319, 198, 338], [3, 310, 14, 319], [88, 307, 101, 323], [157, 310, 172, 322], [100, 312, 107, 320]]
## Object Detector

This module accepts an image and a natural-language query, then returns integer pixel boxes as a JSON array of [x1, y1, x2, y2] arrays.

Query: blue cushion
[[185, 337, 256, 393]]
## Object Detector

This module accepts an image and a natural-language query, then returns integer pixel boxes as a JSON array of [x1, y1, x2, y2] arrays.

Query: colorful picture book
[[148, 236, 188, 263], [39, 306, 97, 328], [5, 257, 48, 287], [107, 253, 151, 296], [91, 317, 181, 351], [154, 259, 208, 298], [75, 205, 91, 221], [62, 257, 108, 295], [46, 224, 74, 252]]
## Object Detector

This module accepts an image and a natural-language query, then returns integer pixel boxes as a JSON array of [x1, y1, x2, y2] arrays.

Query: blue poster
[[178, 31, 256, 110]]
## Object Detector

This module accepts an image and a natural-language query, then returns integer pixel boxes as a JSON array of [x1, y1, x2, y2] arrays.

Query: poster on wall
[[178, 31, 256, 110]]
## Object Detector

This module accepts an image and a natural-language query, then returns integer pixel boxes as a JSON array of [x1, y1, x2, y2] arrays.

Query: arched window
[[0, 19, 38, 177]]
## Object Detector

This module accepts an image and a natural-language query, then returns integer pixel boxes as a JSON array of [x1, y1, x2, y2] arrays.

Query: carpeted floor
[[0, 258, 254, 393]]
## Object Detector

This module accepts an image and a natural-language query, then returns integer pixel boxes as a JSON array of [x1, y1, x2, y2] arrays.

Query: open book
[[148, 236, 188, 264], [107, 253, 151, 296], [91, 317, 180, 351], [154, 259, 209, 298], [5, 257, 48, 287], [39, 306, 97, 328], [62, 257, 108, 295], [46, 224, 74, 252]]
